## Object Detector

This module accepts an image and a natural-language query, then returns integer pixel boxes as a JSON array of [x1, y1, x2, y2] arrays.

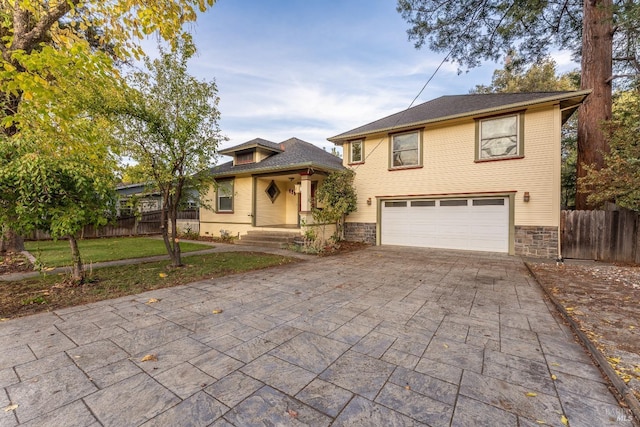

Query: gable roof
[[209, 137, 344, 178], [328, 90, 590, 143], [218, 138, 283, 156]]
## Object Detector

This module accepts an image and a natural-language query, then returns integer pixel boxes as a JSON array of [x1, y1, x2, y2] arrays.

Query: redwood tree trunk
[[68, 235, 84, 283], [576, 0, 613, 210]]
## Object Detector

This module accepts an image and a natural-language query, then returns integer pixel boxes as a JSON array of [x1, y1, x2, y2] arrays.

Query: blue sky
[[182, 0, 577, 154]]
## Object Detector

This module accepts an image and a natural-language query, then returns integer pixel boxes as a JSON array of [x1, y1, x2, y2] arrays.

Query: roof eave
[[210, 161, 344, 178], [327, 90, 592, 144], [218, 143, 283, 156]]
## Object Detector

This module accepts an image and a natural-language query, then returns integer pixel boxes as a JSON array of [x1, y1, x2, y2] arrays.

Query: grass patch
[[1, 251, 297, 319], [24, 237, 212, 268]]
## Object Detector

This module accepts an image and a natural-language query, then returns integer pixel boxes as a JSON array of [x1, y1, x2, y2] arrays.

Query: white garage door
[[381, 197, 509, 253]]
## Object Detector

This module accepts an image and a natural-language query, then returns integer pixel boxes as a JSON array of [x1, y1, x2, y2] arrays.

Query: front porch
[[252, 171, 322, 229]]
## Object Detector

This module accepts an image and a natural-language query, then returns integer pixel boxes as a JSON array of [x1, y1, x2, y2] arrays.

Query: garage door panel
[[381, 197, 509, 253]]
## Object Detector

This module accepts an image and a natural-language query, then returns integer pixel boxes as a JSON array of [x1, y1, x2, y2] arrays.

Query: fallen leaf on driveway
[[551, 374, 557, 380], [525, 392, 537, 397], [443, 343, 449, 349], [212, 309, 223, 314], [146, 298, 160, 304], [561, 415, 569, 426], [140, 354, 158, 362], [4, 404, 18, 412], [286, 409, 298, 418], [535, 421, 546, 425]]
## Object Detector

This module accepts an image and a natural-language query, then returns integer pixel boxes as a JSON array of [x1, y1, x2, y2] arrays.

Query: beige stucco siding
[[345, 105, 561, 227]]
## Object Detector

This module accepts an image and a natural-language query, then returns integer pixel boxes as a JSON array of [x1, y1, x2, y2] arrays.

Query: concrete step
[[235, 239, 290, 249], [238, 230, 301, 249], [245, 230, 300, 238]]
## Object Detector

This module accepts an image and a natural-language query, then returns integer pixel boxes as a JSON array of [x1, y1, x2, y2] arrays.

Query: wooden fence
[[561, 209, 640, 264], [25, 209, 199, 241]]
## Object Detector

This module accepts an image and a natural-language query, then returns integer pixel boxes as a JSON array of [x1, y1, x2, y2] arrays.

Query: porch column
[[300, 173, 312, 213]]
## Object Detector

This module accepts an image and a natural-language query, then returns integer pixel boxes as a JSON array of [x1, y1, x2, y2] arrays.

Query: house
[[199, 137, 344, 240], [328, 91, 590, 258], [116, 183, 199, 217], [116, 182, 200, 234], [115, 183, 163, 217]]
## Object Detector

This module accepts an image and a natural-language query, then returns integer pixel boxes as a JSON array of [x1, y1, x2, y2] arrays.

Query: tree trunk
[[576, 0, 613, 210], [2, 229, 25, 253], [170, 214, 182, 267], [160, 207, 175, 264], [68, 235, 84, 283]]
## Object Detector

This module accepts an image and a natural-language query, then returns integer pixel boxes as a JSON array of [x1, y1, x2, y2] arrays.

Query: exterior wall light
[[367, 197, 372, 205], [524, 192, 530, 202]]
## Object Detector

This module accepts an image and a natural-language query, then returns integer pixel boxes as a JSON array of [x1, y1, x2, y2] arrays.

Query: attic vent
[[236, 152, 253, 165], [265, 180, 280, 203]]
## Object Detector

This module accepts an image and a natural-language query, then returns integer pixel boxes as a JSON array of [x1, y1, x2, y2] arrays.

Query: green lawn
[[25, 237, 212, 267]]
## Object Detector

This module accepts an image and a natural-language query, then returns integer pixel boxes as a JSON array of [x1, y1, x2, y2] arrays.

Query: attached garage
[[380, 196, 511, 253]]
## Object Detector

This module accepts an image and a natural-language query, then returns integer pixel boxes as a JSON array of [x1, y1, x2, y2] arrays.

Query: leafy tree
[[579, 89, 640, 211], [0, 0, 217, 251], [0, 25, 121, 278], [472, 57, 580, 94], [470, 57, 581, 208], [397, 0, 640, 209], [313, 169, 358, 241], [110, 40, 224, 267], [0, 115, 118, 283]]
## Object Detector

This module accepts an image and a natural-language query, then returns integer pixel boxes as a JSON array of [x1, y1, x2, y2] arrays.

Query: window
[[265, 180, 280, 203], [119, 199, 133, 217], [440, 199, 467, 207], [477, 114, 523, 160], [473, 198, 505, 206], [385, 201, 407, 207], [411, 200, 435, 207], [216, 180, 233, 212], [350, 140, 363, 163], [391, 131, 421, 168]]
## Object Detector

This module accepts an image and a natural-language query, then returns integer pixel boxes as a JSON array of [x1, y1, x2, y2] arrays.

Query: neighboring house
[[116, 183, 200, 217], [115, 183, 163, 217], [199, 137, 344, 238], [328, 91, 590, 258]]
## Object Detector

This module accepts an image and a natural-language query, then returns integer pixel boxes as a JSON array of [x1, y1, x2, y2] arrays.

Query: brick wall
[[344, 222, 376, 245], [515, 226, 558, 259]]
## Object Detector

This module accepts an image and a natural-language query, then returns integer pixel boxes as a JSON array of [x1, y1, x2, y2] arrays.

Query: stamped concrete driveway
[[0, 247, 634, 426]]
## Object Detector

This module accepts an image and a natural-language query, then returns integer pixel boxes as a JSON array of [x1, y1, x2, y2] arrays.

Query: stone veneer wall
[[344, 222, 376, 245], [514, 226, 558, 259]]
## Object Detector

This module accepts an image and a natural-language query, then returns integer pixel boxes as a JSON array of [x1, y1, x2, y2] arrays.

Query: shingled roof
[[209, 137, 344, 178], [328, 91, 590, 143], [218, 138, 283, 155]]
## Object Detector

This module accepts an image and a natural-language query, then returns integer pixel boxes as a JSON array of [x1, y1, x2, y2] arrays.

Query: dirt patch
[[322, 241, 371, 256], [529, 261, 640, 400], [0, 252, 33, 275]]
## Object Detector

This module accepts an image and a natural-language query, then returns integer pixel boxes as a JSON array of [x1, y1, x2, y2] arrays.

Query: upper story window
[[235, 151, 254, 165], [390, 130, 421, 169], [477, 113, 524, 161], [216, 179, 234, 212], [349, 140, 363, 164]]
